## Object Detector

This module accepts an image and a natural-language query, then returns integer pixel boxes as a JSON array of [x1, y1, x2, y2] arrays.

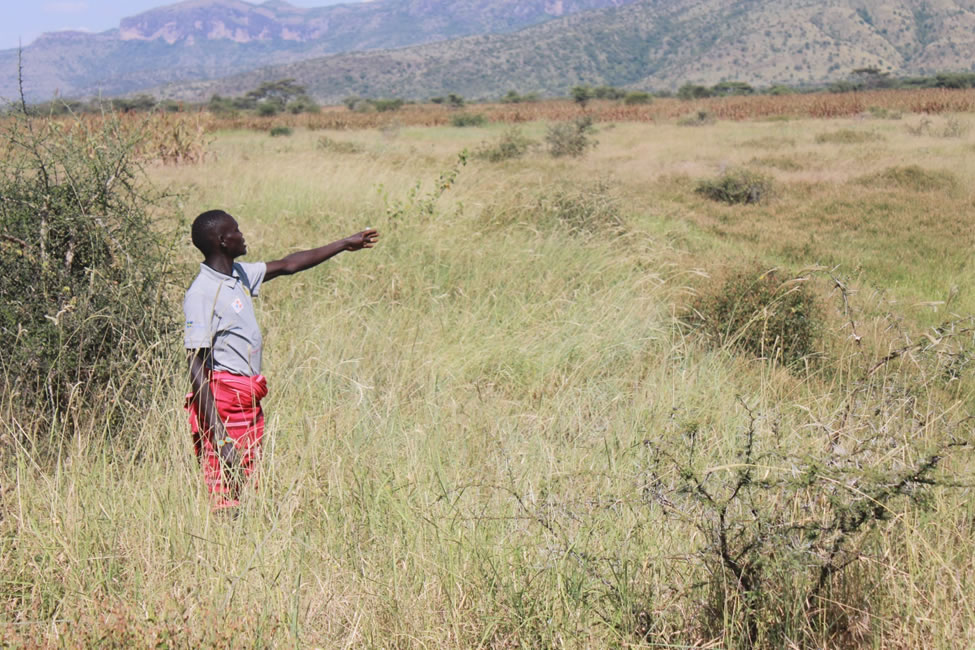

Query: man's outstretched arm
[[264, 229, 379, 282]]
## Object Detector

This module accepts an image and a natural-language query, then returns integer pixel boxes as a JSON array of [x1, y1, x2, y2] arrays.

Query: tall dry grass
[[2, 115, 974, 647]]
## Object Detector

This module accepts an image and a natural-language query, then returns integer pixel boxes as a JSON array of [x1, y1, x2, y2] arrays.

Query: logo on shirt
[[185, 320, 194, 329], [231, 297, 244, 313]]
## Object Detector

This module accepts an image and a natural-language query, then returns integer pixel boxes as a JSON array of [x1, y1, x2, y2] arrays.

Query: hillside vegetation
[[2, 98, 975, 646], [156, 0, 975, 103], [0, 0, 639, 101]]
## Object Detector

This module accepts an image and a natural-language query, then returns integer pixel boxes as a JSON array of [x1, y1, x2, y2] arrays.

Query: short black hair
[[191, 209, 230, 255]]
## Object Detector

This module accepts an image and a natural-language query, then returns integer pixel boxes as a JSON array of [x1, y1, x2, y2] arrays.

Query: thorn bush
[[472, 127, 537, 162], [685, 265, 823, 367], [0, 96, 178, 448], [545, 116, 597, 158], [695, 168, 774, 205]]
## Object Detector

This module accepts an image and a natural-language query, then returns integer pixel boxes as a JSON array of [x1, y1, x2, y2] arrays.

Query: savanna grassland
[[3, 95, 975, 647]]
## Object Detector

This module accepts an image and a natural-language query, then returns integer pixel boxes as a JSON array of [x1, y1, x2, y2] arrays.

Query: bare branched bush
[[695, 168, 774, 205]]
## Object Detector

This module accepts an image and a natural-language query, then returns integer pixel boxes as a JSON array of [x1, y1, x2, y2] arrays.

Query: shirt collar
[[199, 262, 240, 284]]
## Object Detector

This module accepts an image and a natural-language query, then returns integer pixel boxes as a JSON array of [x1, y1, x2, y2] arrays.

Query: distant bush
[[570, 85, 592, 106], [695, 168, 773, 204], [677, 83, 712, 100], [686, 264, 823, 366], [317, 136, 364, 154], [372, 98, 404, 112], [858, 165, 957, 192], [545, 116, 597, 158], [343, 96, 362, 110], [815, 129, 884, 144], [623, 91, 653, 105], [450, 112, 488, 127], [269, 125, 293, 137], [256, 102, 279, 117], [473, 127, 536, 162], [286, 96, 320, 114], [677, 110, 716, 126], [500, 90, 540, 103], [447, 93, 465, 108]]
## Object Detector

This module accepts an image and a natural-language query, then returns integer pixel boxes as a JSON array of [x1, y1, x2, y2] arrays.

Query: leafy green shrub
[[473, 127, 536, 162], [269, 125, 293, 137], [545, 116, 597, 158], [316, 136, 364, 154], [372, 98, 404, 112], [676, 110, 716, 126], [695, 168, 773, 204], [0, 105, 177, 445], [814, 129, 884, 144], [256, 101, 279, 117], [500, 90, 540, 103], [449, 112, 488, 127], [685, 265, 822, 366], [857, 165, 957, 192], [623, 91, 653, 105]]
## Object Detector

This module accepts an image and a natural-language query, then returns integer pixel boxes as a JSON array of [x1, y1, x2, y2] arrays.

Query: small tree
[[570, 85, 593, 107]]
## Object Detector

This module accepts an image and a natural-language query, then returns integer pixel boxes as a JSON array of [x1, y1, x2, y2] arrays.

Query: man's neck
[[203, 254, 234, 276]]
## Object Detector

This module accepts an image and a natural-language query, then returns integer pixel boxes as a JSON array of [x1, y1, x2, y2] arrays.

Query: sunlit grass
[[3, 113, 975, 646]]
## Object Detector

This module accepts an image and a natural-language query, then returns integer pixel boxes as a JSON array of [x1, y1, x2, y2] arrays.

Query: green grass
[[3, 117, 975, 647]]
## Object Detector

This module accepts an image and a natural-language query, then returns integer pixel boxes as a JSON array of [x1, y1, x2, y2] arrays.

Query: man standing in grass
[[184, 209, 379, 509]]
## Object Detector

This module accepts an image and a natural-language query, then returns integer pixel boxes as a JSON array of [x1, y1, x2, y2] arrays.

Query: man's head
[[191, 210, 247, 258]]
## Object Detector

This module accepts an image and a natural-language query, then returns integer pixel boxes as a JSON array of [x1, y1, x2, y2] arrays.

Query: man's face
[[219, 215, 247, 258]]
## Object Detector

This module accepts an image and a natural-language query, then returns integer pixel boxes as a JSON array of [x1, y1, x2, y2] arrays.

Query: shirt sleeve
[[235, 262, 267, 297], [183, 288, 216, 350]]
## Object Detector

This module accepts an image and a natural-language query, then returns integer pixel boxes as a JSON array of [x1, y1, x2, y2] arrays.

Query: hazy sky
[[2, 0, 358, 50]]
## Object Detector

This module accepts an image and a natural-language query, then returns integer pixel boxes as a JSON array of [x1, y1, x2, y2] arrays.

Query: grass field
[[3, 104, 975, 647]]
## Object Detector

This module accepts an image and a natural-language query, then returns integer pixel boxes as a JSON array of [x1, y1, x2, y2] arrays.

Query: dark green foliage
[[545, 117, 597, 158], [711, 80, 754, 96], [500, 90, 540, 103], [449, 112, 488, 127], [695, 168, 773, 204], [269, 125, 293, 137], [256, 102, 279, 117], [686, 265, 821, 366], [0, 104, 177, 442], [447, 93, 466, 108], [592, 85, 626, 100], [570, 85, 592, 106], [622, 91, 652, 105], [372, 98, 404, 112], [677, 83, 712, 100], [473, 127, 536, 162]]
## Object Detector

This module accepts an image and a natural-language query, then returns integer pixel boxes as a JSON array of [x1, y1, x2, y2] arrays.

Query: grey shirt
[[183, 261, 267, 376]]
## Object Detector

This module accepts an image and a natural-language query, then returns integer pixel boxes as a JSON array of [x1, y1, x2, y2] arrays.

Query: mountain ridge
[[150, 0, 975, 103], [2, 0, 636, 101]]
